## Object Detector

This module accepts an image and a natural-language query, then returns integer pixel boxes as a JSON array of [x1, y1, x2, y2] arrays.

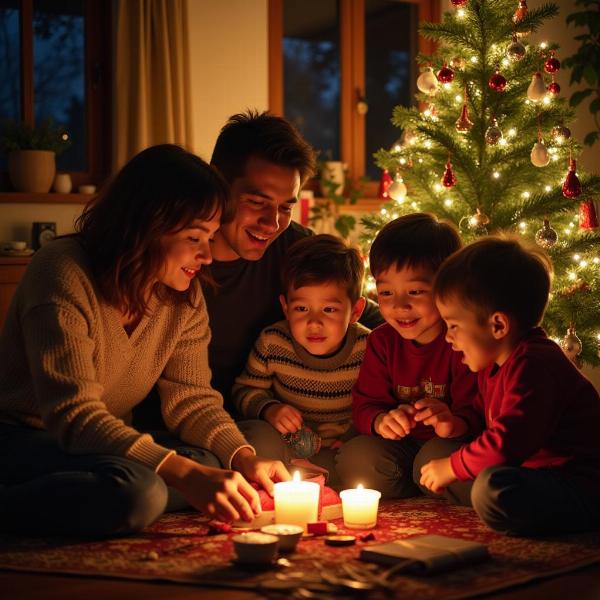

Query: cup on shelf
[[53, 173, 72, 194], [78, 184, 96, 194]]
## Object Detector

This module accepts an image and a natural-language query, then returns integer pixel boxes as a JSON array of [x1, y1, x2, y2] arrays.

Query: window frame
[[1, 0, 111, 193], [269, 0, 439, 197]]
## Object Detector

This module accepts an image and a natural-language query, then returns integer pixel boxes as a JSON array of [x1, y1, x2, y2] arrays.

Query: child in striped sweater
[[233, 234, 370, 485]]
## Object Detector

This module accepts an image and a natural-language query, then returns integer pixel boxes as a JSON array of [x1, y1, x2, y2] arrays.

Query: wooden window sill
[[0, 192, 94, 204]]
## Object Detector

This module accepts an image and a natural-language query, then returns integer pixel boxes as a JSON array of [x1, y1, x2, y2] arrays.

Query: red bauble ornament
[[562, 159, 582, 199], [378, 169, 393, 199], [579, 198, 599, 229], [547, 79, 560, 96], [489, 71, 507, 92], [544, 54, 561, 74], [437, 64, 455, 83], [451, 0, 468, 6], [442, 159, 457, 188]]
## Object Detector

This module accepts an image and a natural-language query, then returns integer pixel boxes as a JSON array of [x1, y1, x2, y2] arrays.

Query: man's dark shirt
[[203, 222, 383, 415]]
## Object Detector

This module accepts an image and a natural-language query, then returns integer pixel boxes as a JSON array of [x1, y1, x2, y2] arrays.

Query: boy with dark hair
[[417, 236, 600, 535], [336, 214, 479, 498], [232, 234, 370, 484]]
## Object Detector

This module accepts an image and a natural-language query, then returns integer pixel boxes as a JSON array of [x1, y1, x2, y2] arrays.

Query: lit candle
[[273, 471, 320, 530], [339, 484, 381, 529]]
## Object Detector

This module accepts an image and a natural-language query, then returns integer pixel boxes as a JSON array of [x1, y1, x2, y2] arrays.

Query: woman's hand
[[157, 453, 260, 522], [263, 403, 303, 434], [232, 447, 291, 496]]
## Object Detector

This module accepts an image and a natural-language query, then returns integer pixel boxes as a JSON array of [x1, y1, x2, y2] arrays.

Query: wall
[[0, 0, 269, 242]]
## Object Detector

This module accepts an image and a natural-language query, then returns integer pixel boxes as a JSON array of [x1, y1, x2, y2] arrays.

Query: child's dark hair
[[434, 236, 553, 331], [369, 213, 462, 277], [282, 234, 365, 303], [210, 109, 316, 185]]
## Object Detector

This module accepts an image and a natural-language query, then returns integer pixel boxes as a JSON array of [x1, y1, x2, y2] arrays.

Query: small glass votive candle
[[274, 471, 320, 531], [339, 484, 381, 529]]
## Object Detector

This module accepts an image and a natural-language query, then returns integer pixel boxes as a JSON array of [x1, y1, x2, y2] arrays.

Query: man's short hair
[[369, 213, 462, 277], [434, 235, 553, 331], [282, 234, 365, 304], [210, 110, 316, 185]]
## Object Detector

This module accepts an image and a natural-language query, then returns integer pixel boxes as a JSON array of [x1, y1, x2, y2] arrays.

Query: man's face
[[375, 263, 442, 346], [212, 156, 301, 261], [436, 296, 503, 372]]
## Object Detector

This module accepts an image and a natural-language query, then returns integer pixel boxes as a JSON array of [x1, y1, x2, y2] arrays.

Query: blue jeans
[[0, 423, 221, 537]]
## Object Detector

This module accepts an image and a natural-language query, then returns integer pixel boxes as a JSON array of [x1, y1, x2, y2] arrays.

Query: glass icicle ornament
[[442, 157, 457, 188], [535, 219, 558, 248], [388, 171, 407, 202], [506, 35, 526, 61], [485, 118, 503, 145], [562, 158, 582, 199], [531, 141, 550, 167], [560, 325, 583, 363], [527, 72, 546, 101], [417, 67, 438, 95]]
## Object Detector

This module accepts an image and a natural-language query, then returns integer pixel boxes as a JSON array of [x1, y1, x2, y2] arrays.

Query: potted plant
[[1, 118, 71, 193]]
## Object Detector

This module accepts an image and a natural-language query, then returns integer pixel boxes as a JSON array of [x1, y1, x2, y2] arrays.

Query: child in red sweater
[[416, 236, 600, 535], [336, 214, 479, 497]]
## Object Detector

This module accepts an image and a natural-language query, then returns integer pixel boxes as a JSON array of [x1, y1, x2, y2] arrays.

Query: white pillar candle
[[339, 484, 381, 529], [274, 471, 320, 531]]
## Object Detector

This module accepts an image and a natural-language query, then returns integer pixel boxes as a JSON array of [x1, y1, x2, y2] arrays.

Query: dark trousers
[[413, 437, 600, 536], [0, 423, 221, 537]]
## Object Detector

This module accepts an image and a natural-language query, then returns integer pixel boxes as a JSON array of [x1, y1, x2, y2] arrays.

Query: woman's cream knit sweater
[[0, 238, 252, 471]]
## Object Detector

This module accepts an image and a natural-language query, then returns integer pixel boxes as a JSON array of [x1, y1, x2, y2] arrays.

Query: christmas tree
[[366, 0, 600, 366]]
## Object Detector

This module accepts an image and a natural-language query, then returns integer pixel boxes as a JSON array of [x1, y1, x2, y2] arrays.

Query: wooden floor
[[3, 563, 600, 599]]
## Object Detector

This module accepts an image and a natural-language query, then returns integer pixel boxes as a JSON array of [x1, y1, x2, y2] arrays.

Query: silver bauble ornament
[[551, 125, 571, 144], [399, 128, 417, 147], [506, 36, 526, 61], [417, 68, 438, 95], [527, 72, 546, 101], [388, 173, 407, 202], [560, 326, 583, 362], [485, 119, 503, 145], [530, 141, 550, 167], [534, 219, 558, 248]]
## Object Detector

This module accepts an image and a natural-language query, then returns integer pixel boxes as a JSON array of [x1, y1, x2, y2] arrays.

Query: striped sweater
[[232, 320, 370, 446]]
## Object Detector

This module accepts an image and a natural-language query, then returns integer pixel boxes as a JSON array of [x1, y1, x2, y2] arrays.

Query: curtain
[[113, 0, 194, 171]]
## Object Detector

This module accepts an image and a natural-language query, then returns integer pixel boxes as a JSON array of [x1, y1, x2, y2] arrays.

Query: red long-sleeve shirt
[[352, 324, 480, 440], [451, 328, 600, 500]]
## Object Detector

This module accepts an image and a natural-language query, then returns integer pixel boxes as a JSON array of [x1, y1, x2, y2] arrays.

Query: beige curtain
[[113, 0, 194, 171]]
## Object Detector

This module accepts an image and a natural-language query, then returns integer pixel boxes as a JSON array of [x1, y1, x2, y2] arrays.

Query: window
[[269, 0, 439, 194], [0, 0, 111, 190]]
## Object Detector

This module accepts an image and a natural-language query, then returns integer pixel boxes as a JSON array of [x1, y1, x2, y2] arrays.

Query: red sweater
[[352, 324, 480, 440], [451, 328, 600, 500]]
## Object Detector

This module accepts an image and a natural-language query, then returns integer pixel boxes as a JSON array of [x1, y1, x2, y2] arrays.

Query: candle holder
[[274, 472, 320, 531], [339, 485, 381, 529]]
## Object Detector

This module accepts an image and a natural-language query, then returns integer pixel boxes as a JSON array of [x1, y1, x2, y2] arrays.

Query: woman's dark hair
[[76, 144, 233, 318], [210, 110, 316, 185]]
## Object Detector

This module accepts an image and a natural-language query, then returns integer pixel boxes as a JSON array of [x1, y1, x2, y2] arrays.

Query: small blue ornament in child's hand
[[282, 425, 322, 458]]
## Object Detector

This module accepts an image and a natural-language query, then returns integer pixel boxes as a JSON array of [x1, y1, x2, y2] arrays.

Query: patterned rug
[[1, 497, 600, 600]]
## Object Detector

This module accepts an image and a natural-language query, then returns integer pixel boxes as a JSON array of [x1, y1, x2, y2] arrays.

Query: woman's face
[[157, 210, 221, 291]]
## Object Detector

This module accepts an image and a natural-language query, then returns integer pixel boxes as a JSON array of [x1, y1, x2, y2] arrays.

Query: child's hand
[[413, 397, 462, 438], [263, 403, 303, 434], [374, 405, 416, 439], [420, 457, 457, 494]]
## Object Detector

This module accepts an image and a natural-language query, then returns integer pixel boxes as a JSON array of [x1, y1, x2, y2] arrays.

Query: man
[[207, 110, 382, 414]]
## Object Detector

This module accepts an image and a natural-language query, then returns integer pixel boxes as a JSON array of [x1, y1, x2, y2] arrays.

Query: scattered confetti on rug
[[1, 497, 600, 599]]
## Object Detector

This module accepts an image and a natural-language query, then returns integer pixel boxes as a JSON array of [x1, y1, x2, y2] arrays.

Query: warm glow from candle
[[340, 485, 381, 529], [357, 484, 364, 490], [274, 472, 319, 530], [292, 471, 300, 482]]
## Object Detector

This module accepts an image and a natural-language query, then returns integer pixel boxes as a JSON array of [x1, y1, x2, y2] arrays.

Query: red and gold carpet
[[1, 497, 599, 599]]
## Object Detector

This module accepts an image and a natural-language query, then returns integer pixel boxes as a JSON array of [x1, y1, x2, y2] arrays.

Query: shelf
[[0, 192, 94, 205]]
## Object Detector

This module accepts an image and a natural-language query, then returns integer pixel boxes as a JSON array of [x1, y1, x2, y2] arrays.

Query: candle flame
[[292, 471, 301, 482], [357, 484, 364, 490]]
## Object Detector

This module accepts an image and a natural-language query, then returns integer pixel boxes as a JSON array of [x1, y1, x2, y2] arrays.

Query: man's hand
[[263, 403, 303, 434], [420, 457, 457, 494], [157, 453, 260, 523], [413, 397, 467, 438], [374, 405, 416, 439], [232, 448, 291, 496]]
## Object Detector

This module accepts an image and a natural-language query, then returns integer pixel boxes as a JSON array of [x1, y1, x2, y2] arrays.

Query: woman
[[0, 144, 289, 536]]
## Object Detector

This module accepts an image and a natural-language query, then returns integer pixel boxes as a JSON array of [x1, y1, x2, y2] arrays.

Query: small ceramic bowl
[[7, 241, 27, 250], [260, 524, 303, 553], [78, 184, 97, 194], [232, 532, 279, 564]]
